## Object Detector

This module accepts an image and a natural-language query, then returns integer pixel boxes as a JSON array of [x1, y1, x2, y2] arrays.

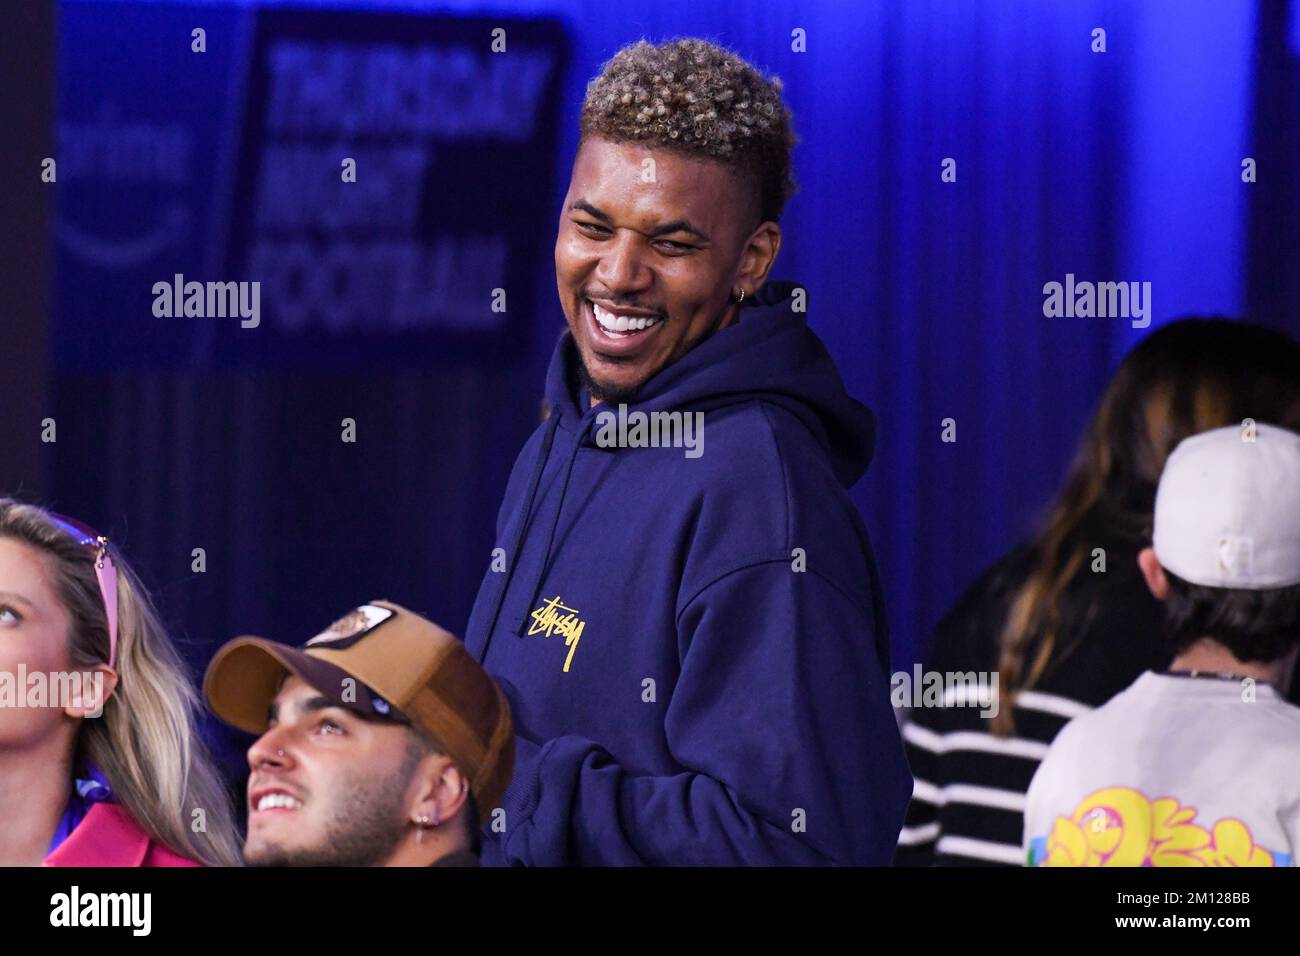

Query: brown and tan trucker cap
[[203, 600, 514, 814]]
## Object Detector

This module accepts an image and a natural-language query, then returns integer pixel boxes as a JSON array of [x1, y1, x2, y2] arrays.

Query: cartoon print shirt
[[1024, 670, 1300, 866]]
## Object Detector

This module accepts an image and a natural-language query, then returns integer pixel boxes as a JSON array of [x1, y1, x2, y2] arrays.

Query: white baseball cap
[[1153, 422, 1300, 590]]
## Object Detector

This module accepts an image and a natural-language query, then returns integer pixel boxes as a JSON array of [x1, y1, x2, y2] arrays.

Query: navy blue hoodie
[[464, 281, 911, 865]]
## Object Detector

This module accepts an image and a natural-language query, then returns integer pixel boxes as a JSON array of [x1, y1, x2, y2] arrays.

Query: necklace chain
[[1162, 667, 1270, 687]]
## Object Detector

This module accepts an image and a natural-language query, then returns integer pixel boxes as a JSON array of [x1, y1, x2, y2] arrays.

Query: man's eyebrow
[[568, 201, 710, 242], [302, 696, 344, 714], [267, 694, 344, 723]]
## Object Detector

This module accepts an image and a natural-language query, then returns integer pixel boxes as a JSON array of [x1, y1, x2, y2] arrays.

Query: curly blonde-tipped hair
[[579, 37, 798, 225]]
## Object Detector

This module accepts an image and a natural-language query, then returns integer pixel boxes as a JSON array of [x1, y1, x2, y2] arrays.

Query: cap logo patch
[[305, 604, 394, 649]]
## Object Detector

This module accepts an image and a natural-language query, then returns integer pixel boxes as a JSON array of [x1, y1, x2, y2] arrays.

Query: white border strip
[[903, 721, 1050, 760], [936, 835, 1025, 865], [910, 778, 1026, 812], [1014, 690, 1092, 720], [897, 822, 941, 846]]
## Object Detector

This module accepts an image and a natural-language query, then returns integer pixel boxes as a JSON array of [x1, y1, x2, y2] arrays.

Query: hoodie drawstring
[[513, 415, 592, 635], [475, 413, 560, 663]]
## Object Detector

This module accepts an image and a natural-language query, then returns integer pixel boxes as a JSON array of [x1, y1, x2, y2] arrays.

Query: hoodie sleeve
[[481, 559, 912, 866]]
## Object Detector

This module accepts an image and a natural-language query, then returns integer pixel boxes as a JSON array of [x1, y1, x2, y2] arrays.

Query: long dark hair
[[992, 318, 1300, 736]]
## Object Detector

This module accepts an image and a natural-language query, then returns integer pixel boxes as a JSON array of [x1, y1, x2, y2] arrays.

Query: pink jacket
[[43, 804, 202, 867]]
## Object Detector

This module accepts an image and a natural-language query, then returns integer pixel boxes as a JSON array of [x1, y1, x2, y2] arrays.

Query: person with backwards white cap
[[1024, 422, 1300, 867]]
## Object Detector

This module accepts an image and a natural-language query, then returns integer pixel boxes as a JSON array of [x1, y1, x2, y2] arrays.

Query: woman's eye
[[316, 720, 343, 736], [0, 606, 21, 625]]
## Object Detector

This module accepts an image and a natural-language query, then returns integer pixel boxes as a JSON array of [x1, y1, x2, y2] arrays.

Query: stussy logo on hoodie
[[527, 595, 586, 672]]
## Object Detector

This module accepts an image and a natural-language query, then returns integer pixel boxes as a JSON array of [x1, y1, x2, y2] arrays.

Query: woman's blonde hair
[[0, 498, 241, 865]]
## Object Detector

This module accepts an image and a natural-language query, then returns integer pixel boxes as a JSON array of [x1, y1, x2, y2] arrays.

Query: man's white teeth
[[592, 300, 661, 335], [257, 793, 303, 811]]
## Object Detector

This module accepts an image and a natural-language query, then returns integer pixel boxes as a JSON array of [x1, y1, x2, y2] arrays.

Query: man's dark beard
[[575, 299, 742, 404], [576, 353, 644, 406], [243, 755, 415, 867]]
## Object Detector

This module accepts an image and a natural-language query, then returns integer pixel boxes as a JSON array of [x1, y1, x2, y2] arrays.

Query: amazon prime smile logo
[[593, 404, 704, 459], [56, 102, 193, 269], [152, 273, 261, 328]]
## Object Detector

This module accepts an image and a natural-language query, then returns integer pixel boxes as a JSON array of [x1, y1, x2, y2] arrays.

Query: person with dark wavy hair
[[897, 318, 1300, 866], [1024, 423, 1300, 867]]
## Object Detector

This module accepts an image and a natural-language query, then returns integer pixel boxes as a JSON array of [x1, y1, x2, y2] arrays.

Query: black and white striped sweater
[[894, 541, 1169, 866]]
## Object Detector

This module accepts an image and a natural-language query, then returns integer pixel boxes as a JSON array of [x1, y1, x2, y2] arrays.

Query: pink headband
[[47, 514, 118, 671]]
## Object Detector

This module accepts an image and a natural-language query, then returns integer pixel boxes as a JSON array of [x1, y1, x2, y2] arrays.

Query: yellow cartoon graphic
[[1034, 787, 1277, 867]]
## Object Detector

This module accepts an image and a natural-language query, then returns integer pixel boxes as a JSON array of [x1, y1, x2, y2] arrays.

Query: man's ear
[[63, 664, 118, 720], [409, 755, 470, 826], [1137, 547, 1169, 600], [736, 220, 782, 294]]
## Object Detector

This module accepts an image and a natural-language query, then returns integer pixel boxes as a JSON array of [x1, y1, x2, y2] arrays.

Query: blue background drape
[[23, 0, 1295, 770]]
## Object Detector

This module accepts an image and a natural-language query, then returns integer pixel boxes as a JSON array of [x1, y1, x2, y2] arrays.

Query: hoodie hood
[[463, 278, 909, 866], [477, 279, 878, 652], [546, 280, 876, 488]]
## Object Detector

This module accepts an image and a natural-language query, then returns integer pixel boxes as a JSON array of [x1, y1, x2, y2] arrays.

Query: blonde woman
[[0, 499, 239, 866]]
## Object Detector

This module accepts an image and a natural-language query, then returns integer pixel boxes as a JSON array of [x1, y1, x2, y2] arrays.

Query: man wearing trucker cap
[[1024, 423, 1300, 867], [204, 600, 514, 867]]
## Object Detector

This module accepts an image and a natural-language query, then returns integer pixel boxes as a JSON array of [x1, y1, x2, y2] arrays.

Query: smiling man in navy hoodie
[[464, 38, 910, 865]]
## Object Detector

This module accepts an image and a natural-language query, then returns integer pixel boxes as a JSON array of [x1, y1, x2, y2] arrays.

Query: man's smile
[[582, 296, 667, 359], [249, 783, 306, 817]]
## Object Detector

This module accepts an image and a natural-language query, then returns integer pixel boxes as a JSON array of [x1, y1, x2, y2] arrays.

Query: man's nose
[[247, 724, 295, 771], [595, 231, 651, 293]]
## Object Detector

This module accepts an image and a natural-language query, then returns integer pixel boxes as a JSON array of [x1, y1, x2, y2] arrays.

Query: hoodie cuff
[[498, 734, 545, 854]]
